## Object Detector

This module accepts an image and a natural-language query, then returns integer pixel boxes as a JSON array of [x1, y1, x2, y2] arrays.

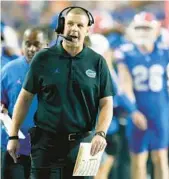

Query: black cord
[[55, 35, 59, 46]]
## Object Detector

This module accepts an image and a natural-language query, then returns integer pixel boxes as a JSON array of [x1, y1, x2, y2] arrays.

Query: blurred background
[[1, 0, 169, 48], [1, 1, 169, 179]]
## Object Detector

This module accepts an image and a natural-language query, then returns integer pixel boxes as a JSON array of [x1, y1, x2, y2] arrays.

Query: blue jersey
[[1, 56, 37, 155], [116, 43, 169, 122]]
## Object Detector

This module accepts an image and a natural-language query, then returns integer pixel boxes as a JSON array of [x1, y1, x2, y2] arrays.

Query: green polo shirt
[[23, 42, 115, 134]]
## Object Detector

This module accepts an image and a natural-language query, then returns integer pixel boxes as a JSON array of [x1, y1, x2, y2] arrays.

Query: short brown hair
[[66, 7, 89, 24]]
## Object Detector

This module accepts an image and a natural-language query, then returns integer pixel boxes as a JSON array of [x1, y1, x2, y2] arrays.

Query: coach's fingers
[[9, 150, 18, 163], [7, 140, 20, 163], [90, 135, 107, 156]]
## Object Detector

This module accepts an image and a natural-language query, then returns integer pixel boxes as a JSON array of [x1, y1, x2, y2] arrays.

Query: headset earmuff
[[55, 6, 94, 34]]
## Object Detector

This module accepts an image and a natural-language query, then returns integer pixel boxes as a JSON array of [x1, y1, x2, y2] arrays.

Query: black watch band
[[8, 136, 19, 140], [95, 131, 106, 139]]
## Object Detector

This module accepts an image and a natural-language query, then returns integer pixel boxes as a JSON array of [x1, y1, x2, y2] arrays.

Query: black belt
[[67, 131, 92, 141], [30, 126, 92, 142]]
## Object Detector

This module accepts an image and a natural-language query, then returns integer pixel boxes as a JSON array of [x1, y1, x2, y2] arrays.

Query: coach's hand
[[131, 111, 147, 130], [90, 135, 107, 156], [7, 140, 20, 163]]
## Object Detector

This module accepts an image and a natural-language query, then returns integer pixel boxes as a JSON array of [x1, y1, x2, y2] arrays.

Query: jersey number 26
[[132, 65, 164, 92]]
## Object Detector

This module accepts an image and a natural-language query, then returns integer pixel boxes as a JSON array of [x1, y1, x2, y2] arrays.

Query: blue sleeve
[[115, 94, 137, 114], [1, 66, 9, 107]]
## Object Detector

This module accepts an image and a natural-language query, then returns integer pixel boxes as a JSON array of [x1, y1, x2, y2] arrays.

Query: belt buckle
[[68, 133, 76, 141]]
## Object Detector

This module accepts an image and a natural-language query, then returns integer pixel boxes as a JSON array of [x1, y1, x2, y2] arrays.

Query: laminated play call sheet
[[73, 143, 104, 176]]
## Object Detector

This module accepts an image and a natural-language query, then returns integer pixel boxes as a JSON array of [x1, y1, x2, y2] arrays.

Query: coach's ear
[[85, 26, 90, 37]]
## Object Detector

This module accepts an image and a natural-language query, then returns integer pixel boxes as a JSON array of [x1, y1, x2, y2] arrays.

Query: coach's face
[[22, 30, 47, 63], [64, 13, 89, 48]]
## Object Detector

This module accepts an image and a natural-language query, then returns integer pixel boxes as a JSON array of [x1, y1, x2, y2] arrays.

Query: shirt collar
[[57, 41, 87, 58]]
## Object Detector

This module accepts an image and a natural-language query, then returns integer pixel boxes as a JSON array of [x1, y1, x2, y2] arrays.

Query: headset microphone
[[57, 34, 73, 42]]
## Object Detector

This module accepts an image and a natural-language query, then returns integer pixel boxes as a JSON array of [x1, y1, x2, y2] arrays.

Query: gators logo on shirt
[[85, 69, 96, 78]]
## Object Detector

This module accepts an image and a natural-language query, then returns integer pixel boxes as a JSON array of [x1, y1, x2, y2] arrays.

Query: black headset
[[55, 6, 94, 34]]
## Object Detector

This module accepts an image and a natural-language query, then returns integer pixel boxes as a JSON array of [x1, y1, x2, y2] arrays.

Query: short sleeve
[[100, 56, 116, 98], [23, 53, 42, 94]]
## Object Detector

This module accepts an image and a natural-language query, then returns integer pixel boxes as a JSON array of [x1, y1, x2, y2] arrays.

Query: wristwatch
[[95, 131, 106, 139]]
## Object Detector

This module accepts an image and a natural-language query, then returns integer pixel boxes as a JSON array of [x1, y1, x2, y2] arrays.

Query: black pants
[[1, 149, 31, 179], [29, 127, 93, 179]]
